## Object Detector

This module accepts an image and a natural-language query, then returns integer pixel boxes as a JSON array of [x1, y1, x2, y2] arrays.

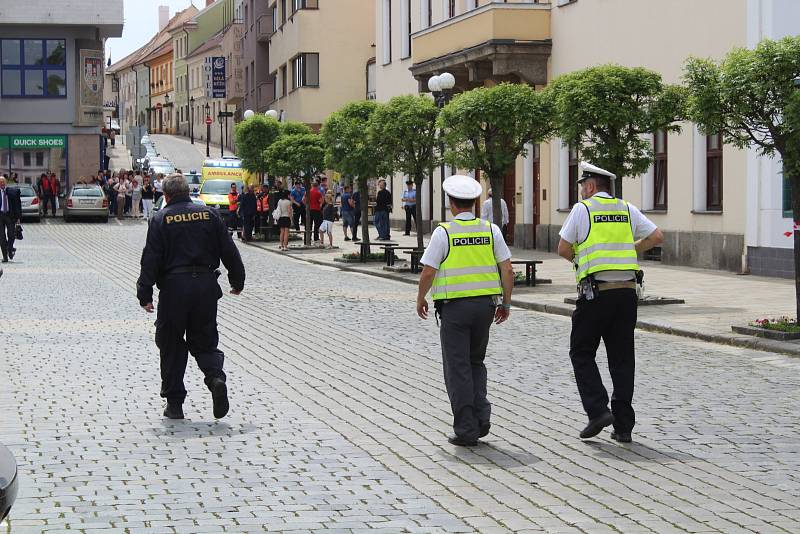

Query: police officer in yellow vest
[[417, 175, 515, 446], [558, 162, 663, 443]]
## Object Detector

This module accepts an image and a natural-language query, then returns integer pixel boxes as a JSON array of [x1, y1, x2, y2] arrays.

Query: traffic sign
[[218, 111, 234, 118], [156, 102, 162, 109], [205, 116, 213, 125]]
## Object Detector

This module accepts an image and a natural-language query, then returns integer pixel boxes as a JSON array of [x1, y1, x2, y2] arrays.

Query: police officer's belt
[[167, 265, 215, 275], [596, 281, 637, 291]]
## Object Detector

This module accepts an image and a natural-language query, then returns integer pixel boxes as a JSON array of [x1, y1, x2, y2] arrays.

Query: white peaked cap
[[578, 161, 616, 182], [443, 175, 483, 199]]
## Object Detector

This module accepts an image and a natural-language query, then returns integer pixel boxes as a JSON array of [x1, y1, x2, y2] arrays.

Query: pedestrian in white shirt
[[481, 189, 509, 237]]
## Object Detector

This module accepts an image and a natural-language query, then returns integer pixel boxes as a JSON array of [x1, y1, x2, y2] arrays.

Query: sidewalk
[[249, 226, 800, 357], [106, 142, 132, 171]]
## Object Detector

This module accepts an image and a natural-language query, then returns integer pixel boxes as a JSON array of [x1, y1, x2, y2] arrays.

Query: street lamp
[[243, 109, 255, 120], [189, 96, 195, 144], [429, 72, 456, 222], [794, 77, 800, 89], [205, 102, 211, 158], [265, 109, 279, 120]]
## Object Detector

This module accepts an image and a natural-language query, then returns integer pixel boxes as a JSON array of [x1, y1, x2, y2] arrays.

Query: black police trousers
[[439, 296, 496, 441], [569, 287, 637, 433], [156, 273, 226, 404]]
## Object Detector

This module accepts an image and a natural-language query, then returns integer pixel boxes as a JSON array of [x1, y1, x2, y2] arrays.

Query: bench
[[510, 260, 544, 287], [403, 249, 425, 274], [382, 244, 419, 267]]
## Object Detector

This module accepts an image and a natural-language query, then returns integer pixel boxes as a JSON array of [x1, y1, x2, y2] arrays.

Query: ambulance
[[198, 157, 256, 218]]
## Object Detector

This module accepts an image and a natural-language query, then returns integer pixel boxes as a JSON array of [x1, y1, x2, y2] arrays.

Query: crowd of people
[[75, 169, 163, 220]]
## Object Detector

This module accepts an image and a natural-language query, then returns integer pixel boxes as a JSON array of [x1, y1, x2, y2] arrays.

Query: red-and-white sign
[[205, 116, 213, 125], [156, 102, 162, 109]]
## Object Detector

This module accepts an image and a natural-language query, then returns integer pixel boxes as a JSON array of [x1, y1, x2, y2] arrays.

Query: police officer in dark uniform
[[137, 173, 245, 420], [417, 175, 515, 447], [558, 163, 663, 443]]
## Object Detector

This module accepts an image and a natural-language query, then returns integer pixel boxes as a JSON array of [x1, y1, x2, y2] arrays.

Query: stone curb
[[248, 241, 800, 358]]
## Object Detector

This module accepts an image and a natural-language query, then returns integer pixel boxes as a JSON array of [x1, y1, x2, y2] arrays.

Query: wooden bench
[[354, 240, 396, 262], [382, 244, 418, 267], [510, 260, 544, 287], [403, 249, 425, 274]]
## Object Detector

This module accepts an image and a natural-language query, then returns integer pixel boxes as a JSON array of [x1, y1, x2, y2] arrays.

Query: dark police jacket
[[136, 195, 246, 306]]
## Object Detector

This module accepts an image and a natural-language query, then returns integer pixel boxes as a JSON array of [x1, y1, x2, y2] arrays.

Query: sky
[[105, 0, 200, 64]]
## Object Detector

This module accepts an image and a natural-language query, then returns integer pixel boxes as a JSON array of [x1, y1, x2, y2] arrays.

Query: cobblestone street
[[1, 221, 799, 533]]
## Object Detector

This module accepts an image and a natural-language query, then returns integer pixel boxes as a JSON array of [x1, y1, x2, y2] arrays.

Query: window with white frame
[[382, 0, 392, 64], [291, 53, 319, 90], [400, 0, 411, 59], [420, 0, 432, 29]]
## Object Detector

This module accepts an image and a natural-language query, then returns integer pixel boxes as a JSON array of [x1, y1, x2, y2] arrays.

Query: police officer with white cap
[[416, 175, 515, 446], [557, 162, 663, 443]]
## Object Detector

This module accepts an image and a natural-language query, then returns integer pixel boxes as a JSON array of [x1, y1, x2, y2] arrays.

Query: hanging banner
[[77, 49, 104, 127], [204, 57, 213, 98], [212, 56, 226, 99]]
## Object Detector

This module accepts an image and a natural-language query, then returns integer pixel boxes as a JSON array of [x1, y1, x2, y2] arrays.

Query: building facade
[[371, 0, 800, 277], [0, 0, 123, 187], [266, 0, 375, 129], [240, 0, 272, 115]]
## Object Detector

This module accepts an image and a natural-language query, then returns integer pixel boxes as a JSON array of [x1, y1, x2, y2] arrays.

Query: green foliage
[[263, 133, 325, 180], [280, 121, 313, 137], [438, 83, 554, 181], [548, 64, 686, 182], [684, 36, 800, 162], [233, 115, 281, 174], [321, 101, 391, 179], [369, 95, 440, 182]]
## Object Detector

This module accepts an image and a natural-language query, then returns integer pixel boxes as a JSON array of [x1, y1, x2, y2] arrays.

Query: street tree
[[264, 133, 325, 245], [547, 64, 686, 198], [684, 36, 800, 319], [321, 101, 391, 251], [234, 115, 281, 183], [369, 95, 440, 250], [438, 82, 555, 229]]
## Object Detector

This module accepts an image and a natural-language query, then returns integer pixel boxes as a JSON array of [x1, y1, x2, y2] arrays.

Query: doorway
[[503, 166, 515, 245]]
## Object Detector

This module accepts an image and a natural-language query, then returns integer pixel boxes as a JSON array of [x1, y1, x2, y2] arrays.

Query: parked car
[[63, 184, 108, 223], [10, 184, 41, 222], [148, 158, 176, 176]]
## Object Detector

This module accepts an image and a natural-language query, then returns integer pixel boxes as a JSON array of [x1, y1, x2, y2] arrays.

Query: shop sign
[[6, 135, 67, 149]]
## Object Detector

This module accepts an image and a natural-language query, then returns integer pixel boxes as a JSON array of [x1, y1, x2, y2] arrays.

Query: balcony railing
[[257, 14, 274, 42]]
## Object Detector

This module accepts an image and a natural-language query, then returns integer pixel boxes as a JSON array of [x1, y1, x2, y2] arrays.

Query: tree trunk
[[789, 163, 800, 321], [415, 174, 425, 251], [359, 176, 370, 252], [303, 175, 312, 246]]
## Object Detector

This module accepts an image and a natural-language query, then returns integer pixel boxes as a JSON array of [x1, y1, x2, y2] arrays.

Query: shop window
[[23, 152, 31, 167], [1, 39, 66, 97], [653, 130, 668, 210], [568, 144, 579, 206], [706, 132, 723, 211]]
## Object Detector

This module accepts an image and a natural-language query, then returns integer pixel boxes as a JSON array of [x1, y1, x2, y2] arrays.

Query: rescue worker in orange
[[255, 184, 269, 233], [227, 183, 239, 232]]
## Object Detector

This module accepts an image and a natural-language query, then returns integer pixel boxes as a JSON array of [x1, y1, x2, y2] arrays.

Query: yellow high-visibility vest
[[574, 196, 639, 282], [431, 218, 502, 301]]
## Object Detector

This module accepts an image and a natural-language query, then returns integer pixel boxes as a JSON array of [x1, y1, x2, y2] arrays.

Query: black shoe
[[1, 258, 7, 263], [479, 423, 491, 438], [448, 435, 478, 447], [610, 431, 632, 443], [210, 377, 229, 419], [8, 249, 14, 260], [579, 412, 614, 439], [344, 237, 351, 241], [163, 402, 184, 419], [403, 233, 410, 236]]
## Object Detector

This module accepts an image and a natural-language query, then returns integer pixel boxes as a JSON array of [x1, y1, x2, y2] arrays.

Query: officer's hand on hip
[[416, 298, 428, 320], [494, 305, 510, 325], [230, 288, 242, 295], [142, 302, 154, 313]]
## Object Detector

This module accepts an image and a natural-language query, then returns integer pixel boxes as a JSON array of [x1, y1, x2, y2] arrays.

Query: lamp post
[[429, 72, 455, 222], [218, 111, 224, 158], [205, 102, 211, 158], [189, 96, 195, 144]]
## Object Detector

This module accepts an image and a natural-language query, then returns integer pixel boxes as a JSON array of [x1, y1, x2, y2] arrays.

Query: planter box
[[731, 324, 800, 341], [564, 295, 685, 306], [334, 256, 384, 264]]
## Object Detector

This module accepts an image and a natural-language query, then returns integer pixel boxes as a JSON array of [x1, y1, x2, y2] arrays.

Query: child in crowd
[[319, 191, 336, 249]]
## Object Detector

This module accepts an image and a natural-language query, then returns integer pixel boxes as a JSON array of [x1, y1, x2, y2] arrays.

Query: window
[[272, 5, 278, 32], [466, 0, 477, 9], [271, 72, 278, 101], [280, 64, 287, 97], [35, 152, 44, 167], [653, 130, 668, 210], [291, 53, 319, 89], [420, 0, 432, 28], [292, 0, 317, 11], [281, 0, 287, 24], [1, 39, 66, 97], [23, 152, 31, 167], [568, 144, 579, 206], [366, 59, 376, 100], [400, 0, 411, 59], [783, 175, 792, 218], [244, 65, 249, 95], [382, 0, 392, 64], [448, 0, 456, 18], [706, 133, 723, 211]]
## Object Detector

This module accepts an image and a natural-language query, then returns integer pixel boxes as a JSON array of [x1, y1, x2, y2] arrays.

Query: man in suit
[[0, 176, 22, 263]]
